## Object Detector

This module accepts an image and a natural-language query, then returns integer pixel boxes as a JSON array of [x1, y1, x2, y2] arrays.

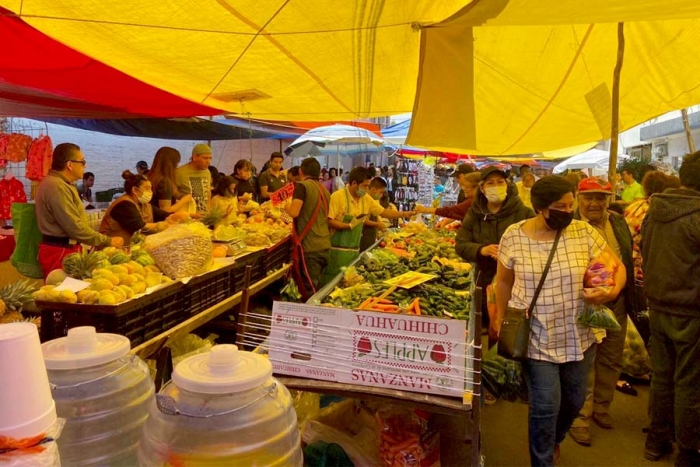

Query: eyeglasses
[[69, 160, 87, 166]]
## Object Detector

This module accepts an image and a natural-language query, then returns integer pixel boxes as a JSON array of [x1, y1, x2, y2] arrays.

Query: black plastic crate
[[37, 283, 186, 346], [185, 264, 235, 317], [261, 237, 291, 275], [231, 250, 265, 294], [95, 188, 123, 203]]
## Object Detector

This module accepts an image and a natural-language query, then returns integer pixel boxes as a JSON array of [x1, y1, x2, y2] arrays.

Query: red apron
[[38, 243, 81, 278]]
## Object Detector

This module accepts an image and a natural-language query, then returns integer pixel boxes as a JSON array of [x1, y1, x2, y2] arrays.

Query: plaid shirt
[[499, 220, 606, 363]]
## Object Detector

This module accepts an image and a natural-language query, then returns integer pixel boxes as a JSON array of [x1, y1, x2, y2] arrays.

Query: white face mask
[[137, 189, 153, 204], [484, 185, 507, 203]]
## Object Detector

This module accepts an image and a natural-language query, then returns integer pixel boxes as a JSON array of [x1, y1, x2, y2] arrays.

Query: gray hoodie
[[642, 188, 700, 317]]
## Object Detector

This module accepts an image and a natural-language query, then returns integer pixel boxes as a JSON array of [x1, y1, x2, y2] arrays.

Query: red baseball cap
[[578, 177, 613, 194]]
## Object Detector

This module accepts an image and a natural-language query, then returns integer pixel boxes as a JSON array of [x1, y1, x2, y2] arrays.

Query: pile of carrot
[[377, 411, 424, 467], [358, 297, 399, 313], [405, 298, 421, 315], [357, 297, 423, 315]]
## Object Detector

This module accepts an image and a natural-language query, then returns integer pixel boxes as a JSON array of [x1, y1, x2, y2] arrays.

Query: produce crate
[[184, 263, 236, 317], [36, 282, 186, 346], [260, 236, 292, 275], [231, 250, 266, 294]]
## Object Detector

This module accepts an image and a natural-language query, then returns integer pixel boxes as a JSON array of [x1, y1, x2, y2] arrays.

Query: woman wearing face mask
[[456, 166, 535, 331], [494, 176, 625, 467], [99, 171, 172, 244]]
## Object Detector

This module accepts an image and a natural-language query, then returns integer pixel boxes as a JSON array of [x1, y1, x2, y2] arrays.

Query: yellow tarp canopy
[[3, 1, 700, 155], [409, 0, 700, 154]]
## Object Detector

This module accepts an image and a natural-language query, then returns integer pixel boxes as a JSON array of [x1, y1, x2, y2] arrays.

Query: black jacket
[[575, 210, 637, 318], [642, 189, 700, 317], [455, 183, 534, 286]]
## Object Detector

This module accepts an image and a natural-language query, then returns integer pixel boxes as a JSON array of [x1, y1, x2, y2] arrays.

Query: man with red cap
[[569, 177, 636, 447]]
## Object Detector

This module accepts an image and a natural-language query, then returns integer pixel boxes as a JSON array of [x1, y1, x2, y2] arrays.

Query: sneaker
[[593, 412, 614, 429], [615, 382, 638, 396], [483, 391, 497, 405], [644, 440, 673, 461], [569, 427, 592, 446]]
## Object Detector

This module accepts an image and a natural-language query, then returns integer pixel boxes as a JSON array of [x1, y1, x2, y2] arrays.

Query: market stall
[[235, 223, 484, 465]]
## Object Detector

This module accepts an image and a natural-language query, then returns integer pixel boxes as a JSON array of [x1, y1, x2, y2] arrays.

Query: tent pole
[[681, 108, 695, 153], [608, 22, 625, 182]]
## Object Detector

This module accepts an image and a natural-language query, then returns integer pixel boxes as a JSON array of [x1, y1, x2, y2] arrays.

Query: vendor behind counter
[[99, 171, 171, 244]]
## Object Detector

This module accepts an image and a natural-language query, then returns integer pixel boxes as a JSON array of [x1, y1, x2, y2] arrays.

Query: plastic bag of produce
[[622, 315, 651, 378], [584, 250, 618, 289], [168, 333, 217, 367], [143, 223, 213, 279], [482, 346, 529, 403], [0, 419, 64, 467], [376, 406, 440, 467], [212, 224, 245, 242], [577, 304, 621, 331], [303, 441, 354, 467], [292, 391, 321, 428], [244, 232, 272, 247], [302, 400, 380, 467], [579, 251, 621, 331]]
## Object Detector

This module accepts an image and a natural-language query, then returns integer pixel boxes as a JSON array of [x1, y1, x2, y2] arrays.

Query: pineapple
[[0, 311, 24, 324], [201, 207, 225, 228], [0, 280, 38, 313]]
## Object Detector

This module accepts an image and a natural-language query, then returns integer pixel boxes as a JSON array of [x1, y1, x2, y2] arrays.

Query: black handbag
[[498, 229, 561, 361]]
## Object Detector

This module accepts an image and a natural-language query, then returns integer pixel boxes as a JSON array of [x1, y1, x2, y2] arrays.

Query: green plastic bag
[[10, 203, 44, 279], [303, 441, 354, 467], [578, 304, 621, 331]]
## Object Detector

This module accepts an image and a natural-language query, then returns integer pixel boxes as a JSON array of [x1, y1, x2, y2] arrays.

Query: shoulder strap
[[527, 228, 562, 317], [294, 182, 327, 244]]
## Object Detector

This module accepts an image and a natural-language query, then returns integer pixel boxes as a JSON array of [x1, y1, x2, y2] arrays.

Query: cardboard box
[[269, 302, 467, 398]]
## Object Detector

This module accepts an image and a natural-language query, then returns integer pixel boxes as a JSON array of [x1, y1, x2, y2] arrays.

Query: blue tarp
[[39, 116, 301, 140], [382, 119, 411, 144]]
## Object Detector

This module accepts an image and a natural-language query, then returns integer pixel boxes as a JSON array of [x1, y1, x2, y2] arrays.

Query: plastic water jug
[[42, 326, 154, 466], [138, 344, 303, 466]]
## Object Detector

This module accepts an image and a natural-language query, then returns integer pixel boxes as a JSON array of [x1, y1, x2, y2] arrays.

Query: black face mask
[[544, 209, 574, 231]]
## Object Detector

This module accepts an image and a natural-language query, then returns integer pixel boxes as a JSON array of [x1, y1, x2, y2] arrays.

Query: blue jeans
[[522, 346, 596, 467]]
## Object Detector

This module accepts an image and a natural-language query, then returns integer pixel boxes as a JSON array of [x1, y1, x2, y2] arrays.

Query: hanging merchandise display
[[416, 162, 435, 207], [0, 133, 8, 156], [26, 134, 53, 182], [393, 158, 420, 213], [4, 133, 32, 163], [0, 172, 27, 221]]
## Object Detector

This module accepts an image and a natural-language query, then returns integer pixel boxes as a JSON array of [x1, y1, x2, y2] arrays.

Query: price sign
[[270, 182, 295, 206]]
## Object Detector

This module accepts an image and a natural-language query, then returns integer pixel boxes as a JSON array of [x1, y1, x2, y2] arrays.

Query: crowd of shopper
[[30, 139, 700, 466]]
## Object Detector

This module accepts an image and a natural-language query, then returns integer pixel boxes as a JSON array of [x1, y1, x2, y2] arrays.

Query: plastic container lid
[[42, 326, 131, 370], [172, 344, 272, 394]]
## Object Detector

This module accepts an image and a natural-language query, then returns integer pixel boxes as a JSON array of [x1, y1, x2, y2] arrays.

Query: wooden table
[[130, 265, 289, 359]]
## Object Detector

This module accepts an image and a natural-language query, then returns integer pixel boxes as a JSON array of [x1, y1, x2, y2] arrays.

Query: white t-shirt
[[498, 219, 606, 363]]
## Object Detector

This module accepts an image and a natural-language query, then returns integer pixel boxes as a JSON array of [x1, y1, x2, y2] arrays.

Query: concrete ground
[[434, 338, 668, 466], [479, 385, 676, 467]]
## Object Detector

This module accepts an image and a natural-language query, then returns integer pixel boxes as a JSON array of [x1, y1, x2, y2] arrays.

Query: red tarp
[[0, 8, 224, 119]]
